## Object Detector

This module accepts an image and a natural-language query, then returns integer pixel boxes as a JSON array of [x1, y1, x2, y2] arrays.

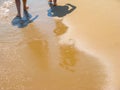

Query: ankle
[[53, 3, 57, 6], [17, 14, 21, 18], [49, 0, 52, 2], [24, 6, 29, 10]]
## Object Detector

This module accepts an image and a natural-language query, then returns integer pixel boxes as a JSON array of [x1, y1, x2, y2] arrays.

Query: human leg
[[53, 0, 57, 6], [15, 0, 21, 17], [22, 0, 28, 10]]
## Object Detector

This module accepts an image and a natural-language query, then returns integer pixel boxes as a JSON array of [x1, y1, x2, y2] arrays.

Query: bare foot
[[49, 0, 52, 2], [24, 6, 29, 10], [48, 1, 53, 7], [16, 14, 21, 18], [26, 6, 29, 9], [53, 3, 57, 6]]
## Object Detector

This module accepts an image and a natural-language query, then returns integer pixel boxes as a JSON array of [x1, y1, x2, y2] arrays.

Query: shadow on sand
[[11, 10, 39, 28], [48, 3, 76, 17]]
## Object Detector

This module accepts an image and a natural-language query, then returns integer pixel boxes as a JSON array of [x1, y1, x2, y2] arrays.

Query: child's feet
[[12, 16, 22, 26], [49, 0, 52, 2], [53, 3, 57, 6], [26, 6, 29, 9], [48, 1, 53, 7], [23, 10, 32, 20], [24, 6, 29, 10], [16, 14, 21, 18], [48, 0, 57, 6]]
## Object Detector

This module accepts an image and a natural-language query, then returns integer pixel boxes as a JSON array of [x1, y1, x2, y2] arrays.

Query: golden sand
[[0, 0, 120, 90]]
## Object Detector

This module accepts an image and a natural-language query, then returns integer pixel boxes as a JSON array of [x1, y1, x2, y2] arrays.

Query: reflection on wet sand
[[21, 23, 49, 70], [59, 44, 78, 72], [58, 44, 107, 90], [0, 20, 107, 90], [54, 19, 68, 36], [0, 0, 110, 90]]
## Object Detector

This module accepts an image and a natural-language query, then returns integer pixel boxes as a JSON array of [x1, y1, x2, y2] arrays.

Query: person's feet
[[48, 1, 53, 7], [16, 12, 21, 18], [49, 0, 52, 2], [48, 0, 57, 7], [12, 16, 22, 26], [53, 0, 57, 6], [16, 14, 21, 18], [53, 3, 57, 6], [23, 10, 32, 20], [24, 6, 29, 10]]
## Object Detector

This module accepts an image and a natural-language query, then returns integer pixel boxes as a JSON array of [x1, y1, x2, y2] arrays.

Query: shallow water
[[0, 0, 118, 90]]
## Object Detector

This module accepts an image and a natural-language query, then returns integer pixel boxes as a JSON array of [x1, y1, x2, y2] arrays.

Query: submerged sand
[[0, 0, 120, 90]]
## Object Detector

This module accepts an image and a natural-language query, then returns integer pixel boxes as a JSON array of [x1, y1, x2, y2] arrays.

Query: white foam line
[[0, 0, 13, 18]]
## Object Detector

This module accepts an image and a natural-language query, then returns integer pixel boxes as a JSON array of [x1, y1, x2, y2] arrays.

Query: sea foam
[[0, 0, 13, 19]]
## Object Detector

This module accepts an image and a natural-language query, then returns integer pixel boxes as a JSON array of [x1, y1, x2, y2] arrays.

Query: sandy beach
[[0, 0, 120, 90]]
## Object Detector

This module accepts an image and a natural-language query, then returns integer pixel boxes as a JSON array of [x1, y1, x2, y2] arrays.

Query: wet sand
[[58, 0, 120, 89], [0, 0, 120, 90]]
